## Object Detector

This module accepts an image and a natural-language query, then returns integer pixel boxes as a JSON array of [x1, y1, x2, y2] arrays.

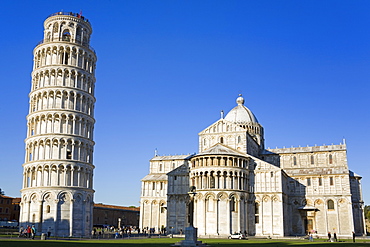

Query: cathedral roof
[[151, 154, 193, 161], [196, 143, 248, 157], [141, 174, 168, 181], [224, 94, 258, 124], [167, 164, 189, 176]]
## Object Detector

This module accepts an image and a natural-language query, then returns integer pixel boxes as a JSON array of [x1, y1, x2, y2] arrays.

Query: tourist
[[19, 226, 24, 237], [327, 232, 331, 242], [31, 225, 36, 239]]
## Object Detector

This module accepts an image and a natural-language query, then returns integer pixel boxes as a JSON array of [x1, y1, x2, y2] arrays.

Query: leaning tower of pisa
[[20, 12, 97, 237]]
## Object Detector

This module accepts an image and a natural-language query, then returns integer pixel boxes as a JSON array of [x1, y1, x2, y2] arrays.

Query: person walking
[[31, 225, 36, 240], [47, 227, 51, 238], [26, 225, 31, 238], [327, 232, 331, 242], [352, 231, 356, 242], [19, 226, 24, 238], [333, 232, 337, 242]]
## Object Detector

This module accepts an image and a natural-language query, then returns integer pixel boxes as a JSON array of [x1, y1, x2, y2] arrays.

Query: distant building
[[0, 194, 21, 223], [93, 203, 139, 228], [140, 95, 365, 238]]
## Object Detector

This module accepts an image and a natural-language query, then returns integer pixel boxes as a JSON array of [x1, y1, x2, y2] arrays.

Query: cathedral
[[140, 95, 365, 238]]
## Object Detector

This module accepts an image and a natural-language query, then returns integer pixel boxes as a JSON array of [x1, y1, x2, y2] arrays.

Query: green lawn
[[0, 238, 369, 247]]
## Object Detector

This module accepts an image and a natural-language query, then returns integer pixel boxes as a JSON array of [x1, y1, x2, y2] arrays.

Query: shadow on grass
[[0, 238, 369, 247]]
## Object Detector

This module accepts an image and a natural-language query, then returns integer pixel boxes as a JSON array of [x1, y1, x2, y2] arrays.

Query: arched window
[[311, 155, 314, 165], [220, 137, 224, 144], [293, 156, 297, 166], [230, 197, 236, 212], [210, 175, 215, 188], [62, 51, 69, 65], [46, 32, 51, 42], [76, 27, 82, 42], [237, 136, 241, 143], [62, 29, 71, 42], [159, 163, 162, 172], [327, 199, 335, 210], [53, 23, 59, 33]]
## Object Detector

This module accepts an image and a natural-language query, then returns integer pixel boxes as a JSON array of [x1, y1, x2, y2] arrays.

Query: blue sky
[[0, 0, 369, 207]]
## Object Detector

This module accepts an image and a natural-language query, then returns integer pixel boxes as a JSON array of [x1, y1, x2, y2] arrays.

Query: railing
[[36, 39, 96, 54], [47, 12, 89, 23]]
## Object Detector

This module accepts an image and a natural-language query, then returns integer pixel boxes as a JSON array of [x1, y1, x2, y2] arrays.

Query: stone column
[[237, 199, 241, 233], [82, 199, 86, 236], [19, 202, 24, 224], [38, 200, 44, 232], [54, 199, 59, 236], [70, 199, 75, 236], [226, 198, 231, 234], [27, 200, 31, 223]]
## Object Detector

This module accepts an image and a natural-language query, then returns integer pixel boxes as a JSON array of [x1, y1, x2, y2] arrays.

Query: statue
[[188, 186, 196, 227]]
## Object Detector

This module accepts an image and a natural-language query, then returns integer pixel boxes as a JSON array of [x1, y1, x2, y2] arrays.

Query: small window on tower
[[329, 177, 334, 186], [327, 199, 335, 210], [255, 202, 260, 224], [329, 154, 333, 164], [319, 177, 322, 186], [66, 151, 72, 159], [307, 178, 311, 186], [220, 137, 224, 143], [311, 155, 314, 165], [293, 156, 297, 166]]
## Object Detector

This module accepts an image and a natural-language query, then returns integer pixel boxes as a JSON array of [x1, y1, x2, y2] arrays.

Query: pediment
[[197, 143, 247, 157]]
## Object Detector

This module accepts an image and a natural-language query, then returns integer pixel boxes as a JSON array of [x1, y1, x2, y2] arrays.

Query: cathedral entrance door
[[304, 217, 314, 234]]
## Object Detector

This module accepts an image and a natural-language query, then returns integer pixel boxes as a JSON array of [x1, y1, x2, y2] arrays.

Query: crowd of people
[[18, 225, 38, 239]]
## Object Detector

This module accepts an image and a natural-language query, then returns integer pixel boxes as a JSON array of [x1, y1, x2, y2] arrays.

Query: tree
[[364, 205, 370, 219]]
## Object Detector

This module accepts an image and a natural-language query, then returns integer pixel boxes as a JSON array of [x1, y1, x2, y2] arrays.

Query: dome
[[224, 94, 258, 123]]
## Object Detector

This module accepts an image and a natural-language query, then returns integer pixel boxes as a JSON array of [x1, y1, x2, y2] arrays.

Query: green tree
[[364, 205, 370, 219]]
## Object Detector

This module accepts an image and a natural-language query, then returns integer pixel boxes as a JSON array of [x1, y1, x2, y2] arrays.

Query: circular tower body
[[20, 12, 97, 237]]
